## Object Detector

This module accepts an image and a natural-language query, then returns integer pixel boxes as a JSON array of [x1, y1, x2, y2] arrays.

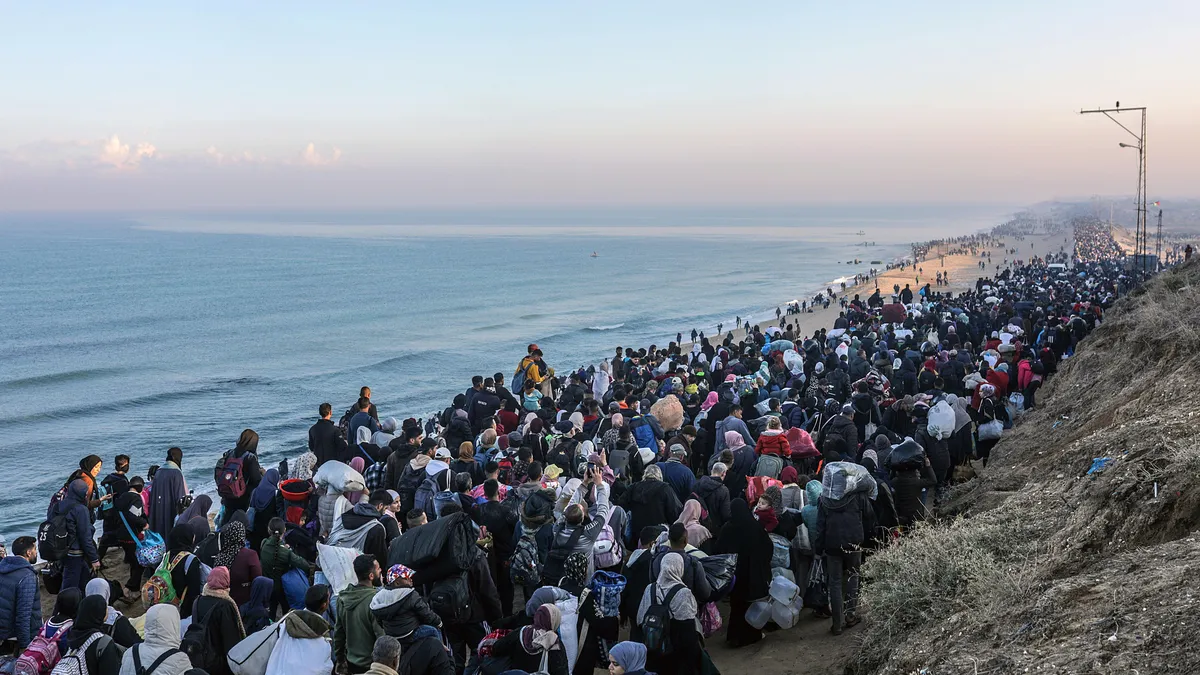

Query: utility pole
[[1156, 208, 1163, 271], [1079, 104, 1148, 279]]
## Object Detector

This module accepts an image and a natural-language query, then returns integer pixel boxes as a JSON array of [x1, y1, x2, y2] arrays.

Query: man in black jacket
[[474, 479, 518, 615], [468, 379, 502, 434], [692, 464, 732, 530], [812, 481, 874, 635], [310, 402, 350, 470]]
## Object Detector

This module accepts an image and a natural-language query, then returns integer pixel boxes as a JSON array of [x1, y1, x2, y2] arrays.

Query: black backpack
[[641, 583, 684, 655], [426, 571, 472, 624], [132, 644, 184, 675], [181, 602, 220, 671], [540, 525, 584, 586], [37, 513, 72, 562]]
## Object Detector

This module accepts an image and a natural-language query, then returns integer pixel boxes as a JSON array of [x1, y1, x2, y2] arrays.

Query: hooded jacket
[[264, 610, 333, 675], [118, 604, 193, 675], [58, 480, 99, 562], [821, 415, 859, 457], [812, 492, 870, 554], [619, 479, 682, 536], [0, 556, 39, 649], [654, 459, 696, 504], [329, 503, 388, 569], [754, 430, 790, 457], [397, 624, 455, 675], [691, 476, 731, 530], [333, 584, 382, 670], [369, 587, 441, 639]]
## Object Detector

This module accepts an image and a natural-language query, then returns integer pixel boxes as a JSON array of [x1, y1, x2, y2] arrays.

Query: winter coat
[[308, 418, 349, 470], [333, 584, 382, 670], [190, 595, 247, 675], [258, 536, 312, 583], [915, 423, 950, 480], [397, 624, 455, 675], [370, 587, 442, 639], [891, 464, 936, 526], [754, 430, 790, 457], [263, 611, 333, 675], [713, 417, 754, 454], [57, 480, 99, 563], [118, 605, 193, 675], [654, 460, 696, 504], [826, 369, 851, 403], [619, 480, 682, 535], [812, 492, 871, 554], [0, 556, 40, 649], [691, 476, 732, 530], [821, 415, 859, 456]]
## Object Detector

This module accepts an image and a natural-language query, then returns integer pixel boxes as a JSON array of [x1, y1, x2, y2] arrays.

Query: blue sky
[[1, 1, 1198, 208]]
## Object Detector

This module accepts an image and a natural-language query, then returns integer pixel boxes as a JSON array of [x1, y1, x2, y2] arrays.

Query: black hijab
[[67, 595, 110, 649], [168, 523, 196, 554], [717, 498, 772, 599], [52, 587, 83, 622]]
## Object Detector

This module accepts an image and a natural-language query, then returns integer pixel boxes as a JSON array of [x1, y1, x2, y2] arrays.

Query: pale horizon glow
[[2, 1, 1199, 210]]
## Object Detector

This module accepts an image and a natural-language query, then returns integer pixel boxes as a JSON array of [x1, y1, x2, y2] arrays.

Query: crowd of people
[[0, 222, 1139, 675]]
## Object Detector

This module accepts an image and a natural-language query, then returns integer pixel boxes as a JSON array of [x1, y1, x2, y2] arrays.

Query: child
[[259, 518, 313, 618], [369, 564, 443, 640]]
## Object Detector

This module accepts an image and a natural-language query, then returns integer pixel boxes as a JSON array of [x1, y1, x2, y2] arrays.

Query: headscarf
[[675, 500, 712, 547], [67, 595, 109, 650], [129, 604, 190, 675], [947, 394, 972, 432], [239, 577, 273, 618], [355, 425, 373, 448], [520, 604, 562, 654], [646, 552, 698, 621], [52, 588, 82, 622], [611, 413, 624, 429], [201, 566, 245, 638], [701, 392, 719, 412], [188, 516, 211, 540], [167, 524, 196, 555], [291, 451, 317, 481], [249, 468, 280, 512], [642, 465, 662, 481], [781, 466, 799, 484], [348, 456, 366, 474], [345, 457, 367, 502], [235, 429, 259, 455], [176, 494, 212, 526], [724, 430, 746, 451], [85, 578, 122, 625], [608, 642, 649, 674], [214, 520, 246, 569], [569, 412, 585, 433]]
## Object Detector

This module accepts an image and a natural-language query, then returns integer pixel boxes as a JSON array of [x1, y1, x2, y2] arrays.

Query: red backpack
[[14, 620, 71, 675], [216, 453, 248, 499]]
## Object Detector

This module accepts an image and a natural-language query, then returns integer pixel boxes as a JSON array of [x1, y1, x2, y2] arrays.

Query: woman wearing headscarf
[[970, 382, 1003, 467], [175, 494, 212, 529], [345, 457, 367, 505], [607, 641, 653, 675], [118, 604, 192, 675], [492, 604, 569, 675], [715, 499, 772, 648], [239, 577, 274, 634], [635, 552, 701, 675], [41, 587, 82, 647], [63, 595, 124, 675], [188, 516, 211, 541], [247, 468, 280, 551], [149, 448, 188, 540], [289, 451, 317, 482], [187, 567, 246, 675], [673, 500, 712, 550], [84, 578, 141, 647], [165, 525, 204, 620], [211, 520, 261, 607], [593, 360, 612, 401], [945, 394, 974, 468], [215, 430, 264, 523]]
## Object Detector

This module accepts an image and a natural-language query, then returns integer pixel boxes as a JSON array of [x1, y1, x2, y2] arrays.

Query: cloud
[[299, 142, 342, 166], [97, 135, 157, 169], [204, 146, 266, 165]]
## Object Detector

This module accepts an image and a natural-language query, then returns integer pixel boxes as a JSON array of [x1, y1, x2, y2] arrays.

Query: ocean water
[[0, 204, 1008, 537]]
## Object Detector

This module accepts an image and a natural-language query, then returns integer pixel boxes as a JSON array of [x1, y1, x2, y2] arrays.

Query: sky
[[1, 1, 1198, 210]]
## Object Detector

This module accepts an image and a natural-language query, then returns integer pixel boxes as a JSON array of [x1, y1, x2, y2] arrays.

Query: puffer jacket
[[370, 587, 442, 639], [691, 476, 731, 530], [58, 480, 99, 562], [812, 492, 871, 554], [0, 556, 39, 649], [754, 430, 790, 457], [397, 624, 455, 675]]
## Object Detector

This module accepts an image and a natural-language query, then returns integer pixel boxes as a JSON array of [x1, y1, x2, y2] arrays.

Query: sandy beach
[[717, 231, 1076, 346]]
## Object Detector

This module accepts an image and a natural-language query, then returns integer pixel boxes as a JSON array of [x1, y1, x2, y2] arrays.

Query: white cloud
[[97, 135, 156, 169], [300, 142, 342, 166]]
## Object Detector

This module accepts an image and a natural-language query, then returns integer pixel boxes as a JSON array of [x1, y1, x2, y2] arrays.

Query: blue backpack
[[413, 476, 439, 513], [629, 416, 657, 449], [428, 490, 458, 520], [588, 571, 627, 618]]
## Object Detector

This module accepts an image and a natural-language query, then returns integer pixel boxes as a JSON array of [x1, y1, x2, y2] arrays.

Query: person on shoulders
[[370, 564, 441, 640], [0, 536, 41, 651]]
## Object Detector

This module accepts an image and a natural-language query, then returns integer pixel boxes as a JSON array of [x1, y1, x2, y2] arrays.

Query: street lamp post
[[1079, 104, 1149, 280]]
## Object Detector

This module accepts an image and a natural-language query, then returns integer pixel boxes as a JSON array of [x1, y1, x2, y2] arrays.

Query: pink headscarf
[[675, 499, 712, 547], [724, 430, 746, 451], [611, 413, 624, 428], [345, 457, 367, 503], [701, 392, 719, 412]]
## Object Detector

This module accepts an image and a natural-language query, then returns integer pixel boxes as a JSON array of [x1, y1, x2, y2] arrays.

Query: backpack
[[540, 525, 585, 586], [216, 452, 250, 500], [363, 460, 386, 493], [509, 532, 542, 587], [588, 571, 626, 618], [429, 490, 458, 520], [181, 602, 220, 671], [413, 475, 439, 513], [94, 482, 113, 516], [640, 584, 684, 655], [15, 621, 72, 675], [142, 551, 191, 607], [754, 454, 784, 479], [395, 465, 425, 511], [512, 362, 537, 401], [628, 416, 657, 450], [495, 455, 515, 485], [337, 408, 355, 439], [592, 523, 623, 570], [131, 645, 183, 675], [49, 633, 110, 675], [36, 514, 71, 563], [426, 571, 472, 624]]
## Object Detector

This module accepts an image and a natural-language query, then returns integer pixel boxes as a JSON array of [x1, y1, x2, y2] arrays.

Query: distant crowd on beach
[[3, 220, 1157, 675]]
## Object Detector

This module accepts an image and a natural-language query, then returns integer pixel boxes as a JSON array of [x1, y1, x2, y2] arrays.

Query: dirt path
[[707, 608, 858, 675]]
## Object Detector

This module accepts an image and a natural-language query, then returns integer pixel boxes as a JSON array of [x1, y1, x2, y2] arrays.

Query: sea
[[0, 204, 1010, 538]]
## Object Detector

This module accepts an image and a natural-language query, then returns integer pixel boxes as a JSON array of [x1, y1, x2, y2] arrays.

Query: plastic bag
[[978, 420, 1003, 441], [699, 602, 723, 638], [281, 568, 309, 610], [927, 401, 956, 441], [228, 617, 287, 675], [700, 554, 737, 601], [262, 623, 333, 675], [312, 461, 365, 493], [887, 437, 925, 471], [820, 462, 877, 501], [783, 349, 804, 375], [315, 543, 358, 595]]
